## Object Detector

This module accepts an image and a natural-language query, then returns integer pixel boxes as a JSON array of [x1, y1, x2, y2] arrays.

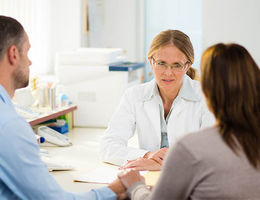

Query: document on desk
[[74, 166, 160, 186], [74, 167, 122, 184]]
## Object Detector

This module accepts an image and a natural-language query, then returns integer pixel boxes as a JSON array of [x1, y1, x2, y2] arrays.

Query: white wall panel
[[203, 0, 260, 66]]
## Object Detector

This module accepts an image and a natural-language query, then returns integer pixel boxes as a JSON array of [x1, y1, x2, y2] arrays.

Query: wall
[[51, 0, 144, 66], [0, 0, 52, 75], [101, 0, 144, 61], [2, 1, 259, 75], [203, 0, 260, 65], [50, 0, 81, 72], [1, 0, 144, 74], [145, 0, 203, 80]]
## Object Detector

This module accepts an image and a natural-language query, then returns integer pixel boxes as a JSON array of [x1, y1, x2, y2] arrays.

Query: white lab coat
[[100, 75, 215, 165]]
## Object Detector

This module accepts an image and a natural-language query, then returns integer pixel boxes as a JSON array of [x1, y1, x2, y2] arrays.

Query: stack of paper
[[74, 166, 160, 186], [74, 167, 120, 184]]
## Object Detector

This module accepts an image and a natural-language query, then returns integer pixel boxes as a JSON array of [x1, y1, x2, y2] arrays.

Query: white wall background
[[203, 0, 260, 66], [145, 0, 203, 81], [0, 0, 52, 75], [86, 0, 144, 62], [0, 0, 82, 75], [103, 0, 141, 61], [50, 0, 81, 71], [1, 0, 259, 76]]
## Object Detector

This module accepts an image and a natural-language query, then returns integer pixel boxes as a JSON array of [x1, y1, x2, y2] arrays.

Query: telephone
[[37, 126, 72, 147]]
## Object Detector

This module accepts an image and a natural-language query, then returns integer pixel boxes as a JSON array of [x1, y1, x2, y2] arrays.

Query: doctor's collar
[[142, 79, 157, 101], [180, 75, 200, 102], [142, 75, 199, 102]]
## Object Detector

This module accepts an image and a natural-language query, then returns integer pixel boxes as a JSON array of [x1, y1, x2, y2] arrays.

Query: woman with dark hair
[[116, 43, 260, 199]]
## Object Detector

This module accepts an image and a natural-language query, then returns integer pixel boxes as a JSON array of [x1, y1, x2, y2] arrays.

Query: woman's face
[[149, 44, 190, 94]]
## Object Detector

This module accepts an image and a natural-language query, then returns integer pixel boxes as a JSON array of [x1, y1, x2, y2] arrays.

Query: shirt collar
[[179, 75, 200, 102], [142, 75, 200, 102], [143, 79, 157, 101], [0, 84, 13, 106]]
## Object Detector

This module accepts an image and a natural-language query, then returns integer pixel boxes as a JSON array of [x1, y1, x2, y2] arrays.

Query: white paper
[[74, 166, 146, 184]]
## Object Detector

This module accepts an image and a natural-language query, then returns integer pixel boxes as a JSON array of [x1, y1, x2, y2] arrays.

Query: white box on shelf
[[55, 49, 145, 127], [56, 48, 125, 66]]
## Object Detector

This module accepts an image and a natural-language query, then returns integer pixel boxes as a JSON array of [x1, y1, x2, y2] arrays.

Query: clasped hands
[[108, 148, 168, 199], [108, 168, 145, 200]]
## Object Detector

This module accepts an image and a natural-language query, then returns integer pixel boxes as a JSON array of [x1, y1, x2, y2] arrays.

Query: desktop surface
[[45, 127, 159, 192], [45, 127, 108, 192]]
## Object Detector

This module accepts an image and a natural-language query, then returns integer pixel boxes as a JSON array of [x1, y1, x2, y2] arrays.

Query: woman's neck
[[159, 87, 180, 105]]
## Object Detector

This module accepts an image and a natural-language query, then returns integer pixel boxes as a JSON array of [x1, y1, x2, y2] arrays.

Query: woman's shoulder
[[124, 79, 156, 101], [175, 126, 222, 158], [126, 79, 155, 91], [186, 75, 201, 90], [180, 126, 219, 143], [181, 75, 204, 102]]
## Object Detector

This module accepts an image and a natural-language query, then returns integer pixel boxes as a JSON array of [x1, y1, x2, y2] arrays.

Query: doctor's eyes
[[154, 62, 183, 69]]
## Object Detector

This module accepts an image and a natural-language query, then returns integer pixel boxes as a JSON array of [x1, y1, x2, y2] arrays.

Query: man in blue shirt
[[0, 15, 125, 200]]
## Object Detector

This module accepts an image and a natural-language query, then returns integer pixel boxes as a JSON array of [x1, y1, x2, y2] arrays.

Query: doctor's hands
[[120, 157, 161, 171], [143, 147, 168, 165], [119, 148, 168, 171]]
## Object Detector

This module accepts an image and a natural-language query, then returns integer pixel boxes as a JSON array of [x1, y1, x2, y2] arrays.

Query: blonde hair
[[147, 29, 198, 79]]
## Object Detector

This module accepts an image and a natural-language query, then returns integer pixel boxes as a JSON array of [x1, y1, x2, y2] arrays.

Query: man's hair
[[0, 15, 25, 60], [201, 43, 260, 168]]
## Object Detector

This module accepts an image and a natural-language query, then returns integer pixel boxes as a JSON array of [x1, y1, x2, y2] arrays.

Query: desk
[[45, 127, 111, 192], [45, 127, 160, 193]]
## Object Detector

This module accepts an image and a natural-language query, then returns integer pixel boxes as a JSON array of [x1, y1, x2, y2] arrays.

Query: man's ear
[[8, 45, 19, 65]]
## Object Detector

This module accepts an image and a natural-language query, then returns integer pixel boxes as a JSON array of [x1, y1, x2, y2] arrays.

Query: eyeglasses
[[151, 57, 189, 72]]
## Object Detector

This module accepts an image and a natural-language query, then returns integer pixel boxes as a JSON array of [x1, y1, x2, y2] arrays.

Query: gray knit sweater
[[127, 126, 260, 200]]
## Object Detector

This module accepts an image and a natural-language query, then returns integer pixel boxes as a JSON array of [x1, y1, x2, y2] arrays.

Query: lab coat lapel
[[167, 98, 187, 143], [171, 98, 187, 117], [144, 99, 161, 141]]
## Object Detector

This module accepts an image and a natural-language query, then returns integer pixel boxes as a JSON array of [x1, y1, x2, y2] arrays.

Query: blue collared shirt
[[0, 85, 116, 200], [152, 75, 200, 148]]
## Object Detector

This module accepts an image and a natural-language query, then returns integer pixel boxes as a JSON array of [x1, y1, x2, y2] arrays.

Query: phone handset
[[37, 126, 72, 147]]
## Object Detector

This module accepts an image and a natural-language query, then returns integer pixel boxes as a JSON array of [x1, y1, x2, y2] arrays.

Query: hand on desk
[[144, 147, 168, 165], [109, 148, 166, 198], [120, 148, 168, 171], [120, 158, 161, 171]]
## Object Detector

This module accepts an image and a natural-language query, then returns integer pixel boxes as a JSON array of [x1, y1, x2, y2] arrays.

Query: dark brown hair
[[0, 15, 25, 60], [147, 29, 198, 80], [201, 43, 260, 168]]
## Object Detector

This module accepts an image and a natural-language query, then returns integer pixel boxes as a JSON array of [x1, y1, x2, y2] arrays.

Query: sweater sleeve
[[127, 182, 151, 200], [149, 142, 202, 200]]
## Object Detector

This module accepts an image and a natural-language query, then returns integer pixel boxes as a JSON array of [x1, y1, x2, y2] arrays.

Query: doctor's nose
[[163, 67, 174, 76]]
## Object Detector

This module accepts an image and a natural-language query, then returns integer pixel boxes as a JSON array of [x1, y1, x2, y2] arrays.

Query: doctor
[[100, 29, 215, 170]]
